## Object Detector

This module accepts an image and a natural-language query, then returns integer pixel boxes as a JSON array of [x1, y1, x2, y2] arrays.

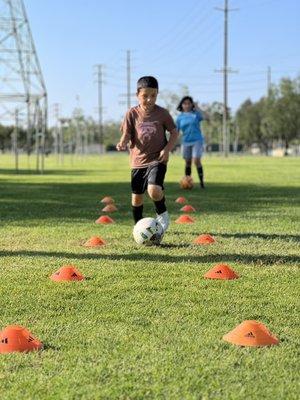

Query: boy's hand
[[116, 139, 128, 151], [159, 148, 170, 164]]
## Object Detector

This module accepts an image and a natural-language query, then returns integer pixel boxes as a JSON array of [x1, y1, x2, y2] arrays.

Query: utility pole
[[74, 95, 82, 157], [60, 117, 71, 165], [267, 66, 272, 96], [118, 50, 136, 110], [0, 0, 47, 172], [223, 0, 229, 157], [215, 0, 238, 157], [53, 103, 60, 161], [234, 121, 240, 154], [94, 64, 104, 153], [12, 109, 19, 172], [59, 114, 65, 165]]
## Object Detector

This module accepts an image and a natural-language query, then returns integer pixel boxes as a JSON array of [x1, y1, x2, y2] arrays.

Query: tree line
[[0, 75, 299, 154]]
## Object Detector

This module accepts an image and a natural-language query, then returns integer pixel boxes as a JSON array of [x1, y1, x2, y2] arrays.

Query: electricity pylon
[[0, 0, 47, 172]]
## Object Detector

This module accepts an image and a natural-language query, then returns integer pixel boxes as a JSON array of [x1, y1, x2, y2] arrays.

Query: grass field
[[0, 154, 299, 400]]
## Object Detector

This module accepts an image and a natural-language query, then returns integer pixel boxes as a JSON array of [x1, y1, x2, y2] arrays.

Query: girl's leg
[[193, 157, 204, 188], [192, 141, 205, 188], [185, 159, 192, 176], [182, 144, 192, 176], [132, 193, 144, 223]]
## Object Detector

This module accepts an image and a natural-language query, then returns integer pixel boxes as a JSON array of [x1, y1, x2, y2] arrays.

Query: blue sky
[[26, 0, 300, 125]]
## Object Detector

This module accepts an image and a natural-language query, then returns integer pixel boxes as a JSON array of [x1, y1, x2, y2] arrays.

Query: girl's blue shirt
[[176, 110, 204, 145]]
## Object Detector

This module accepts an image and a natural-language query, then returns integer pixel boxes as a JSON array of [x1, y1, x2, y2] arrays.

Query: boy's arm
[[117, 111, 133, 151], [159, 128, 179, 163], [116, 133, 130, 151]]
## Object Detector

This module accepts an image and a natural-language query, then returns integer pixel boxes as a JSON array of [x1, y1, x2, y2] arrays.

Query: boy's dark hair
[[177, 96, 195, 112], [137, 76, 159, 93]]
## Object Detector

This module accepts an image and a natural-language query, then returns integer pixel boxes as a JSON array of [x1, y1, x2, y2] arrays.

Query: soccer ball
[[180, 175, 194, 190], [133, 217, 164, 245]]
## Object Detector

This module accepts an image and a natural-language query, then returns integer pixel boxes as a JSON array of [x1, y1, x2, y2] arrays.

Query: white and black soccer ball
[[133, 217, 164, 245]]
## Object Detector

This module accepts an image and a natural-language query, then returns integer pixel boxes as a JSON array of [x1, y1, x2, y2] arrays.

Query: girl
[[176, 96, 206, 188]]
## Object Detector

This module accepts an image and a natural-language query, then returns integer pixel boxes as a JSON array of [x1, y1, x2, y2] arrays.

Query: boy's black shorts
[[131, 162, 167, 194]]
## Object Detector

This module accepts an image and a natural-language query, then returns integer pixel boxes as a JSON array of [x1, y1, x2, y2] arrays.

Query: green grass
[[0, 154, 299, 400]]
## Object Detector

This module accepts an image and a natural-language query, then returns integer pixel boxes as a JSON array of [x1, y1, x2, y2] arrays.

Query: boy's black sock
[[154, 197, 167, 215], [132, 205, 143, 223], [185, 166, 191, 176], [197, 166, 204, 188]]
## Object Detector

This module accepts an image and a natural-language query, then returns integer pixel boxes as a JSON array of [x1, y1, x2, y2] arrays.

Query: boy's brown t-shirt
[[120, 104, 177, 168]]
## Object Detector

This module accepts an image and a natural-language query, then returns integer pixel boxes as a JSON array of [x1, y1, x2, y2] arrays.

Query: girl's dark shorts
[[131, 162, 167, 194]]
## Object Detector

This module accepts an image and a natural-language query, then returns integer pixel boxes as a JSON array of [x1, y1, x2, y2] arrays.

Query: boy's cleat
[[156, 211, 170, 233], [200, 181, 205, 189], [150, 232, 164, 246]]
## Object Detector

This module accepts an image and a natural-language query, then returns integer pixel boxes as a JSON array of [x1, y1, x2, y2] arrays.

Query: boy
[[117, 76, 179, 233]]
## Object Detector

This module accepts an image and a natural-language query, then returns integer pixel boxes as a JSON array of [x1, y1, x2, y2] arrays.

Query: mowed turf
[[0, 154, 299, 400]]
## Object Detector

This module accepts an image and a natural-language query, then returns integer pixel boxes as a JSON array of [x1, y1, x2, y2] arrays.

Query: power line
[[191, 85, 269, 94], [239, 0, 280, 10], [168, 26, 223, 78], [141, 7, 222, 69], [151, 21, 221, 68], [147, 7, 216, 64], [142, 0, 206, 55]]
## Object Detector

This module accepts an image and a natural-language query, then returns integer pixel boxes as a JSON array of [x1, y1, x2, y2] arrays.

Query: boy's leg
[[132, 194, 144, 223], [193, 141, 204, 188], [131, 168, 147, 223], [147, 163, 169, 232], [148, 185, 166, 213]]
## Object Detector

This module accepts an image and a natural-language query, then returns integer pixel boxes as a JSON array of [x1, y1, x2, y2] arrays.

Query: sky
[[25, 0, 300, 125]]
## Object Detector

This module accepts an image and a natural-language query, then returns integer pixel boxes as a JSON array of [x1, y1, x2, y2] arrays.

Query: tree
[[263, 78, 300, 153], [235, 76, 300, 154], [201, 102, 224, 150], [159, 85, 190, 116], [0, 124, 27, 152], [236, 98, 270, 153]]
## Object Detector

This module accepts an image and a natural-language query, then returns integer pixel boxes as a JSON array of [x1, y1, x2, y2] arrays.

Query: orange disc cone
[[102, 204, 118, 213], [50, 265, 84, 282], [95, 215, 114, 224], [175, 215, 195, 224], [100, 196, 114, 204], [0, 325, 43, 353], [175, 196, 187, 204], [84, 236, 105, 247], [194, 234, 216, 245], [223, 320, 279, 347], [204, 263, 239, 280], [180, 205, 196, 213]]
